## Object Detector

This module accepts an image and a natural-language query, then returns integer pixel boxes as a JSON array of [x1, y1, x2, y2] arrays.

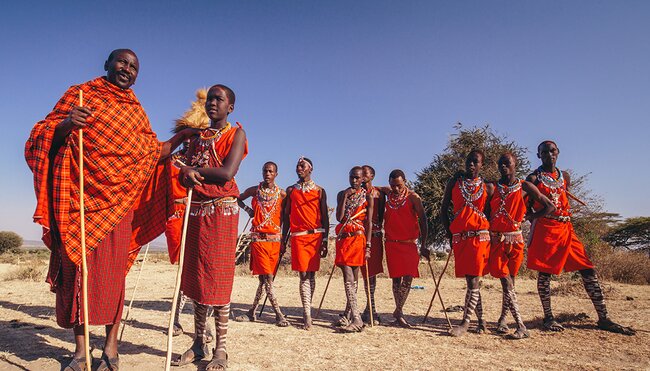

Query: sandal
[[206, 351, 228, 370], [171, 346, 206, 367], [496, 318, 509, 334], [234, 310, 256, 322], [172, 324, 184, 337], [275, 316, 290, 327], [510, 326, 530, 340], [97, 353, 119, 371], [475, 320, 488, 334], [334, 314, 350, 327], [597, 318, 636, 336], [542, 317, 564, 332], [64, 357, 91, 371], [339, 323, 364, 333]]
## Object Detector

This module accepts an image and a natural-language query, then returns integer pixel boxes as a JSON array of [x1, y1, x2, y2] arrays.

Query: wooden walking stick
[[316, 208, 366, 317], [165, 188, 193, 371], [422, 250, 452, 324], [258, 234, 290, 317], [77, 90, 92, 371], [363, 263, 374, 327], [425, 260, 452, 329], [118, 243, 150, 343], [234, 216, 252, 262]]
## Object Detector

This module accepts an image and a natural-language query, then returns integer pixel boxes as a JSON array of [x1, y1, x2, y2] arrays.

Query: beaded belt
[[452, 229, 490, 244], [291, 228, 326, 237], [250, 232, 282, 242], [337, 230, 364, 240], [544, 214, 571, 223], [386, 238, 417, 244], [190, 197, 238, 217], [489, 230, 524, 244]]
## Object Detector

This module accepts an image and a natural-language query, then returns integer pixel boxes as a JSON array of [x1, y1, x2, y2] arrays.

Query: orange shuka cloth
[[527, 170, 593, 274], [362, 187, 384, 278], [450, 179, 490, 278], [289, 185, 323, 272], [164, 156, 187, 264], [249, 184, 283, 275], [25, 77, 171, 290], [335, 191, 367, 267], [384, 196, 420, 278], [488, 181, 525, 278]]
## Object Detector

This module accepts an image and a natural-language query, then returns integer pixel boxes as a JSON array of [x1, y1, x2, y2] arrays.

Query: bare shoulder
[[280, 188, 287, 198], [526, 172, 537, 183], [408, 190, 422, 201]]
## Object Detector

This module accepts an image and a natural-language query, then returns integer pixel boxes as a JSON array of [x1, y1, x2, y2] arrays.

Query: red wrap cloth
[[165, 155, 187, 264], [450, 179, 490, 277], [488, 181, 525, 278], [249, 184, 283, 275], [289, 185, 323, 272], [384, 195, 420, 278], [527, 170, 593, 274], [335, 190, 367, 267], [362, 187, 384, 278], [25, 76, 172, 289], [180, 124, 248, 306]]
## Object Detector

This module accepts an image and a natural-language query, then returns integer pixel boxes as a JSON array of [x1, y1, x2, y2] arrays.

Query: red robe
[[527, 169, 593, 274], [488, 180, 525, 278], [180, 123, 248, 306], [362, 187, 384, 278], [289, 183, 324, 272], [335, 189, 367, 267], [450, 178, 490, 278], [249, 184, 283, 275], [384, 193, 420, 278]]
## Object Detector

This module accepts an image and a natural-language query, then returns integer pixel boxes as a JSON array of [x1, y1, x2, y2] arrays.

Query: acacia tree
[[413, 124, 529, 249], [0, 231, 23, 254], [603, 217, 650, 255]]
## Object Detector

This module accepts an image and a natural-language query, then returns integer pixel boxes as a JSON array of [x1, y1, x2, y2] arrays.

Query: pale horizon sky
[[2, 1, 649, 241]]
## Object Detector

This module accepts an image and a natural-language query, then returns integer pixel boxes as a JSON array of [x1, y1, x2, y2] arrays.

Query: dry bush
[[3, 259, 47, 281], [594, 250, 650, 285]]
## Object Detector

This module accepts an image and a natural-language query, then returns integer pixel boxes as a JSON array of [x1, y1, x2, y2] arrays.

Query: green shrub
[[0, 231, 23, 254]]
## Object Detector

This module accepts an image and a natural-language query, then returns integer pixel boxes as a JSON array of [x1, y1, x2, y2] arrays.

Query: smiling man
[[25, 49, 194, 370]]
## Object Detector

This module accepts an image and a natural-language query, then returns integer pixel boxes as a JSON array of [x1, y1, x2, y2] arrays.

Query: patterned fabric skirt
[[55, 210, 133, 328], [181, 208, 238, 306]]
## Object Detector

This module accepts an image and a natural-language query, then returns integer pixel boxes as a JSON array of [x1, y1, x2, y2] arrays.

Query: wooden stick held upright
[[78, 90, 92, 371], [426, 260, 452, 329], [422, 250, 452, 324], [165, 188, 193, 371], [119, 243, 150, 343]]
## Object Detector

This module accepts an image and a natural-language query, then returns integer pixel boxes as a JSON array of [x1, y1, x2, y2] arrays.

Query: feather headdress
[[173, 88, 210, 133]]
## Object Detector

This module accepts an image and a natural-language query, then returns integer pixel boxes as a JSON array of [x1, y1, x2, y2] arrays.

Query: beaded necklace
[[294, 179, 318, 193], [536, 166, 565, 210], [493, 179, 523, 229], [344, 188, 367, 223], [255, 182, 282, 232], [387, 187, 409, 209], [190, 123, 232, 168], [456, 176, 486, 219]]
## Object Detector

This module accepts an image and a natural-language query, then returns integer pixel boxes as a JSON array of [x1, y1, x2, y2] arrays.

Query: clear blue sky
[[2, 1, 649, 241]]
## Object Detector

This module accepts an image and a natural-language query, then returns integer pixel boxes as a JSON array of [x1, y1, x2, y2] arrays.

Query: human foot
[[597, 318, 636, 336], [449, 321, 470, 337]]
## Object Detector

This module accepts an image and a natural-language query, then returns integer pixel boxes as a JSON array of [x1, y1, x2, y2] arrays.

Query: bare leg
[[236, 276, 264, 322], [299, 272, 313, 330], [72, 326, 86, 360], [537, 272, 563, 331], [449, 275, 480, 337], [580, 269, 635, 335]]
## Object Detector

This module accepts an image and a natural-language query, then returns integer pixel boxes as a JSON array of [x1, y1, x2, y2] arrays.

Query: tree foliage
[[0, 231, 23, 254], [413, 124, 529, 248], [603, 217, 650, 255]]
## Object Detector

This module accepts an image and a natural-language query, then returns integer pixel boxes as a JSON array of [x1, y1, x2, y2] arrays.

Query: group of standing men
[[25, 49, 634, 371]]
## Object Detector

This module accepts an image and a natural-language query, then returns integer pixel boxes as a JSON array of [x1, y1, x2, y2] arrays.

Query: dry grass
[[2, 259, 47, 282]]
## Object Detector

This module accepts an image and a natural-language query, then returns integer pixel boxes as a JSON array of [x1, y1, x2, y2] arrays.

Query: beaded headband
[[298, 156, 313, 171]]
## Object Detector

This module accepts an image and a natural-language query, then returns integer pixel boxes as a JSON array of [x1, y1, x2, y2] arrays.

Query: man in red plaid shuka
[[25, 49, 196, 371], [172, 84, 248, 371]]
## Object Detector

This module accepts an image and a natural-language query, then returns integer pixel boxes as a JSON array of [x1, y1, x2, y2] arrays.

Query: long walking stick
[[165, 188, 193, 371], [78, 90, 92, 371], [118, 243, 150, 342], [422, 250, 452, 324], [425, 260, 452, 329], [234, 216, 252, 262], [364, 263, 374, 327], [315, 208, 366, 318]]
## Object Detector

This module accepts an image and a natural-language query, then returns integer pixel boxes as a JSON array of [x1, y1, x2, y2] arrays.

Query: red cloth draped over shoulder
[[363, 187, 384, 277], [165, 156, 188, 264], [384, 195, 420, 278], [250, 185, 283, 275], [450, 179, 490, 277], [25, 77, 172, 287], [289, 186, 323, 272], [335, 191, 367, 267], [488, 181, 526, 278]]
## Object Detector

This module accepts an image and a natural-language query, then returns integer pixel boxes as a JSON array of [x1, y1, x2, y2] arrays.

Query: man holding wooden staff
[[527, 141, 635, 335], [25, 49, 194, 370]]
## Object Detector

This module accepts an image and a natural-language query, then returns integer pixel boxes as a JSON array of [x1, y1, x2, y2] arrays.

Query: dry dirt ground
[[1, 258, 649, 370]]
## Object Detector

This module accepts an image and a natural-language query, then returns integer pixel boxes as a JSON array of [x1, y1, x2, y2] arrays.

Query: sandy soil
[[1, 258, 648, 370]]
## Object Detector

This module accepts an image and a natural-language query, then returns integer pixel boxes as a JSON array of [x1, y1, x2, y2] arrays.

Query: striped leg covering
[[396, 278, 412, 315], [344, 281, 360, 321], [205, 306, 216, 340], [263, 278, 284, 317], [391, 279, 401, 309], [537, 273, 554, 319], [462, 289, 480, 323], [193, 301, 209, 342], [498, 290, 509, 322], [213, 304, 230, 356], [309, 275, 316, 302], [475, 291, 484, 321], [299, 279, 312, 319], [507, 289, 525, 327], [251, 281, 265, 313], [364, 277, 378, 315], [581, 273, 608, 321], [174, 292, 189, 328]]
